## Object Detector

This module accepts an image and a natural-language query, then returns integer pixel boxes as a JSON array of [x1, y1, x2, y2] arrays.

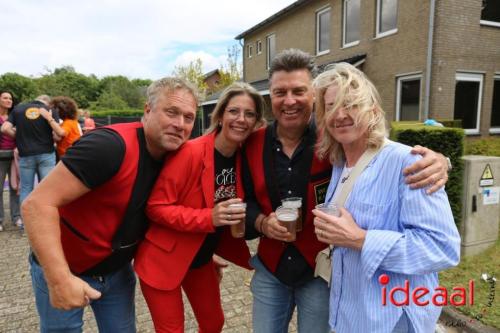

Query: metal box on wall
[[460, 156, 500, 257]]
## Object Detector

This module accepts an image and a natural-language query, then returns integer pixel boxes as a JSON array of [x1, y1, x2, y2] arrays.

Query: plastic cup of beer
[[275, 205, 298, 242], [228, 202, 247, 238], [281, 197, 303, 232], [315, 202, 339, 217]]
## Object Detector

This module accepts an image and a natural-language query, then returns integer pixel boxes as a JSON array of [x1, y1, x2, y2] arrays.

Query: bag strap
[[333, 139, 389, 207]]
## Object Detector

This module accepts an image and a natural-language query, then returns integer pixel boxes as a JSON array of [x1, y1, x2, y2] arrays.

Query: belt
[[30, 253, 105, 282]]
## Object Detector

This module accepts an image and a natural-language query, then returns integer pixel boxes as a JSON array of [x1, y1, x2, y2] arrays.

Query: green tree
[[218, 45, 242, 89], [99, 76, 144, 108], [35, 66, 99, 108], [171, 58, 208, 96], [92, 91, 128, 110], [0, 73, 39, 103]]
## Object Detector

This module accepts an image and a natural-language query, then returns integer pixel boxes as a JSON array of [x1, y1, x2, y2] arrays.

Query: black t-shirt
[[8, 101, 59, 157], [190, 149, 236, 269], [62, 127, 162, 190]]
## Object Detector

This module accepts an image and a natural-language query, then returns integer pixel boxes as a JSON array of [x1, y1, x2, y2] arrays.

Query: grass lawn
[[439, 233, 499, 328]]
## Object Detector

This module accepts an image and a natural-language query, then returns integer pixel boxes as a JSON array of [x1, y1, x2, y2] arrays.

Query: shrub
[[464, 137, 500, 157], [89, 109, 144, 117], [390, 122, 465, 227]]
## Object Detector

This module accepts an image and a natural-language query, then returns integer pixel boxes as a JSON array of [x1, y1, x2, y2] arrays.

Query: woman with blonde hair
[[311, 63, 460, 333], [135, 82, 265, 332]]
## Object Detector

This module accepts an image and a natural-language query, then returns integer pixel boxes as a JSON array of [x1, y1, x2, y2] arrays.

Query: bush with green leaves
[[390, 122, 465, 227], [465, 137, 500, 157]]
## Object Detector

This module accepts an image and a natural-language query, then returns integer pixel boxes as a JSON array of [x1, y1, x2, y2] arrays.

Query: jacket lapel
[[201, 133, 216, 208]]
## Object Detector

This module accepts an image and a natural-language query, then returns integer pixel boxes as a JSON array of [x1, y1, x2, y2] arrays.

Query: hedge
[[88, 108, 143, 117], [390, 122, 465, 227], [464, 137, 500, 157]]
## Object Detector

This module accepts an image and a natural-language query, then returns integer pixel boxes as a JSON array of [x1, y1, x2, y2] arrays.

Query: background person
[[312, 63, 460, 333], [82, 111, 96, 133], [43, 96, 82, 158], [21, 77, 198, 333], [135, 82, 265, 333], [1, 95, 59, 231], [242, 49, 451, 333], [0, 90, 21, 230]]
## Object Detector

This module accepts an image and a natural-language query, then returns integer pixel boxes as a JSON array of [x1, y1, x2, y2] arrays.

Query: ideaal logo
[[378, 273, 496, 326], [378, 274, 474, 306]]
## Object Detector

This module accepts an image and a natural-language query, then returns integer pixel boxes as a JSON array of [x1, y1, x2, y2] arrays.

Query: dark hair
[[50, 96, 78, 120], [0, 90, 15, 112], [268, 48, 317, 79]]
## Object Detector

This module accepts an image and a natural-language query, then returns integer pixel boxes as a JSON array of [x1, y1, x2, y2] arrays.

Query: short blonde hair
[[206, 82, 266, 133], [313, 63, 386, 164], [147, 77, 200, 108]]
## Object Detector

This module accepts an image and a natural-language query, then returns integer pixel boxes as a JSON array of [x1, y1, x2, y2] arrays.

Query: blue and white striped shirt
[[326, 141, 460, 333]]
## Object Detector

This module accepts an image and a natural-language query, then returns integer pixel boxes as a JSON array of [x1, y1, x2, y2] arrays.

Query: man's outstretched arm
[[22, 163, 101, 310]]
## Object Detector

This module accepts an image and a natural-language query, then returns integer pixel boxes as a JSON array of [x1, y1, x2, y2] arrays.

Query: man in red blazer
[[21, 77, 199, 333]]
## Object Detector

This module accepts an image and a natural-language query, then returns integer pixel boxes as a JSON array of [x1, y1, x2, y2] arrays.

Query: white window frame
[[396, 74, 422, 121], [343, 0, 360, 48], [316, 7, 331, 56], [247, 44, 253, 58], [266, 34, 276, 70], [455, 72, 483, 135], [480, 0, 500, 28], [257, 40, 262, 54], [376, 0, 398, 38], [490, 75, 500, 134]]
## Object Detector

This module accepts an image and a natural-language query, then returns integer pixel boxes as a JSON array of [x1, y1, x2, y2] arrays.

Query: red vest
[[59, 122, 143, 274], [244, 126, 332, 273]]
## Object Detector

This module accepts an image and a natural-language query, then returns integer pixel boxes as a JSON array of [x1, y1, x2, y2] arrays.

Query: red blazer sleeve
[[146, 143, 214, 233]]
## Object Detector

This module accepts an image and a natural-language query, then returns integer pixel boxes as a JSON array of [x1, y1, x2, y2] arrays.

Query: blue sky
[[0, 0, 296, 79]]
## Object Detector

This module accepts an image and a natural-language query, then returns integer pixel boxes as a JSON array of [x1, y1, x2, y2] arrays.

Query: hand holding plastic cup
[[275, 205, 298, 242], [228, 202, 247, 238], [315, 202, 339, 217], [281, 197, 303, 232]]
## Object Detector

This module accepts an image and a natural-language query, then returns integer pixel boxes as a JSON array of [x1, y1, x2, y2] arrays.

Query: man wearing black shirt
[[243, 49, 451, 333], [1, 95, 63, 229], [22, 78, 198, 333]]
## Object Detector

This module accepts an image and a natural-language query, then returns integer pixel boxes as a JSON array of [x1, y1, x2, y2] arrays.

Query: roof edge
[[235, 0, 308, 40]]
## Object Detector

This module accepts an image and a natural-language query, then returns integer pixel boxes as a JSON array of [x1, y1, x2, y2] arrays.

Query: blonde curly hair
[[313, 63, 387, 165]]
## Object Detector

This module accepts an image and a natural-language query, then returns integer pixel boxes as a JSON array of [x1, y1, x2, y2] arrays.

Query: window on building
[[490, 76, 500, 133], [247, 44, 253, 58], [396, 74, 421, 121], [266, 34, 276, 70], [376, 0, 398, 37], [343, 0, 360, 47], [481, 0, 500, 27], [316, 7, 331, 55], [454, 73, 483, 134], [257, 40, 262, 54]]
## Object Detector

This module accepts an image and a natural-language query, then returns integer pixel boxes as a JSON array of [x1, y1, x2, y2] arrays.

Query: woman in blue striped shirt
[[312, 63, 460, 333]]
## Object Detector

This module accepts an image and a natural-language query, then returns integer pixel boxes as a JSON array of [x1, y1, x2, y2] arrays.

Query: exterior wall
[[204, 72, 221, 93], [431, 0, 500, 136], [242, 0, 430, 121]]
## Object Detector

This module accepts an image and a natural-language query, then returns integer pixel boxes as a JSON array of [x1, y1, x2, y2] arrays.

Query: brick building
[[231, 0, 500, 136]]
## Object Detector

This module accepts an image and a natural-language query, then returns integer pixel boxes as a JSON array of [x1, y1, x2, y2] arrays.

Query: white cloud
[[0, 0, 296, 79]]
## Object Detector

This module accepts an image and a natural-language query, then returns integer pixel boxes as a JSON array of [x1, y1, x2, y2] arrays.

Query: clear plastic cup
[[282, 197, 303, 232], [315, 202, 339, 217], [275, 205, 298, 242], [228, 202, 247, 238]]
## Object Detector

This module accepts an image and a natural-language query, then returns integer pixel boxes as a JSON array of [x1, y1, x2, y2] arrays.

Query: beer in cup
[[228, 202, 247, 238], [281, 197, 303, 232], [275, 205, 298, 242]]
